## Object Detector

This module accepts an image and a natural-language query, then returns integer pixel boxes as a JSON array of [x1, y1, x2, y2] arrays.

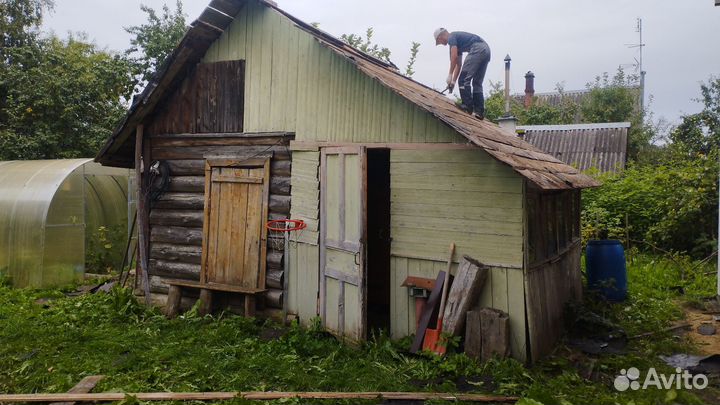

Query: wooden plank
[[400, 276, 436, 290], [391, 189, 522, 209], [390, 257, 408, 338], [49, 375, 105, 405], [391, 215, 522, 236], [390, 177, 521, 193], [242, 171, 262, 287], [442, 256, 488, 336], [152, 145, 290, 161], [490, 268, 509, 314], [391, 149, 487, 163], [201, 166, 222, 282], [164, 279, 266, 294], [0, 391, 519, 403], [200, 162, 215, 284], [206, 157, 269, 168], [391, 162, 517, 178], [506, 268, 527, 362], [259, 159, 271, 289], [213, 175, 263, 184], [296, 243, 320, 323], [409, 271, 445, 353], [150, 134, 290, 147], [390, 204, 523, 223]]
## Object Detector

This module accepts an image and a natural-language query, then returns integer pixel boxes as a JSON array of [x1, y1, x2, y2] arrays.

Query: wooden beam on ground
[[0, 391, 518, 403], [49, 375, 105, 405]]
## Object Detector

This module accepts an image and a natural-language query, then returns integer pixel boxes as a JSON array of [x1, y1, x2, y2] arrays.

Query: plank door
[[201, 158, 270, 289], [320, 147, 367, 341]]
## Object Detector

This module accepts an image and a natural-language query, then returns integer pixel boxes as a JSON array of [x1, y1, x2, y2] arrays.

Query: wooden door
[[201, 158, 270, 289], [320, 147, 367, 341]]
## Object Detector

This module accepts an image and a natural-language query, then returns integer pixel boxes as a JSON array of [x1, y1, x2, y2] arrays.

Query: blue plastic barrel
[[586, 240, 627, 301]]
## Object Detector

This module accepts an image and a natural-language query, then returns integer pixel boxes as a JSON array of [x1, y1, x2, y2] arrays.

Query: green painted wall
[[390, 149, 526, 361], [202, 0, 464, 144], [287, 151, 320, 321]]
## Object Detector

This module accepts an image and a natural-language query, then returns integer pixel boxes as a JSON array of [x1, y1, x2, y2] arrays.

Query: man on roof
[[434, 28, 491, 120]]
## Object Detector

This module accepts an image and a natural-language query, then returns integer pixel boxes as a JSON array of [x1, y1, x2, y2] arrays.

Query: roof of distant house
[[517, 122, 630, 173]]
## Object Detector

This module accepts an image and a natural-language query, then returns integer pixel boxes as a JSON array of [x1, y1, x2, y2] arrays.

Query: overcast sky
[[43, 0, 720, 126]]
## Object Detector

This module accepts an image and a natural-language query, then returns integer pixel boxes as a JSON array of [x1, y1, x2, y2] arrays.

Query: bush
[[86, 225, 127, 274], [582, 152, 718, 258]]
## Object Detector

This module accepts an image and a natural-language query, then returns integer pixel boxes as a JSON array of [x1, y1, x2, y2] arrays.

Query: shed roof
[[95, 0, 599, 190], [517, 122, 630, 173]]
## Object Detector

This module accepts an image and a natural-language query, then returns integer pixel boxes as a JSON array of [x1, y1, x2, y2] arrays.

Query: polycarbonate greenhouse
[[0, 159, 130, 288]]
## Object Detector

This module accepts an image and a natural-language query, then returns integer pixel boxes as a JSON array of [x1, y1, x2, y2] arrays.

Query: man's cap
[[433, 28, 448, 45]]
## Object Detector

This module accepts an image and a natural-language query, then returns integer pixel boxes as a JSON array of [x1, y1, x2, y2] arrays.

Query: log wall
[[145, 133, 293, 311]]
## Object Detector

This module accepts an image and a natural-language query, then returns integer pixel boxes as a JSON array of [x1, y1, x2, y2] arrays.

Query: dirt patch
[[685, 307, 720, 355]]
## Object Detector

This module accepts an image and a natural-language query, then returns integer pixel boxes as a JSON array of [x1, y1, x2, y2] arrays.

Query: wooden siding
[[145, 134, 292, 310], [289, 151, 320, 245], [389, 149, 526, 362], [287, 151, 320, 324], [525, 243, 582, 362], [202, 0, 464, 144], [389, 149, 523, 266], [147, 61, 244, 136], [524, 187, 583, 362]]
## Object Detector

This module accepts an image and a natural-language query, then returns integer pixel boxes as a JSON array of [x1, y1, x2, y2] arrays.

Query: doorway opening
[[366, 149, 391, 334]]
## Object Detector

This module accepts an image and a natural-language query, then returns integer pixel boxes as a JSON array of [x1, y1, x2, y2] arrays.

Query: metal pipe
[[504, 55, 511, 116]]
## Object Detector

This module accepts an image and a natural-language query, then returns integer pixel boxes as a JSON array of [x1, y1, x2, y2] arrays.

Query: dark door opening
[[366, 149, 391, 334]]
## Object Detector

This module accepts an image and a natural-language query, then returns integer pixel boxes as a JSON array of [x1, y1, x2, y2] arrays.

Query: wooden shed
[[95, 0, 599, 362]]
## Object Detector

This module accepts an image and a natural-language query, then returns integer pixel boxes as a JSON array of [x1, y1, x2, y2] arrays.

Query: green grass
[[0, 252, 718, 405]]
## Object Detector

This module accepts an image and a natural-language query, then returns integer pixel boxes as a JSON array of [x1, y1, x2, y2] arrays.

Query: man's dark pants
[[458, 42, 491, 116]]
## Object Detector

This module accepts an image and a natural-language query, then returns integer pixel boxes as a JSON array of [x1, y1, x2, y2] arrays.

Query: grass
[[0, 251, 718, 405]]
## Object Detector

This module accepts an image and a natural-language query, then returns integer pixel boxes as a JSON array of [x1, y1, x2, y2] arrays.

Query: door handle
[[354, 251, 361, 265]]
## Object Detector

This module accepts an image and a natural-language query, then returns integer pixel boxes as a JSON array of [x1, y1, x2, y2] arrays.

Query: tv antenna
[[625, 18, 646, 111]]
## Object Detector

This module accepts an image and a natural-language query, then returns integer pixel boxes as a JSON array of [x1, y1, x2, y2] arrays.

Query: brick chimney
[[524, 71, 535, 108]]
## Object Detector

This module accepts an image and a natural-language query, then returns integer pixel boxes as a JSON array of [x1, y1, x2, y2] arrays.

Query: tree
[[0, 0, 53, 52], [0, 35, 134, 160], [125, 1, 187, 92], [670, 76, 720, 155], [404, 41, 420, 77], [341, 27, 421, 78], [1, 0, 54, 123]]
